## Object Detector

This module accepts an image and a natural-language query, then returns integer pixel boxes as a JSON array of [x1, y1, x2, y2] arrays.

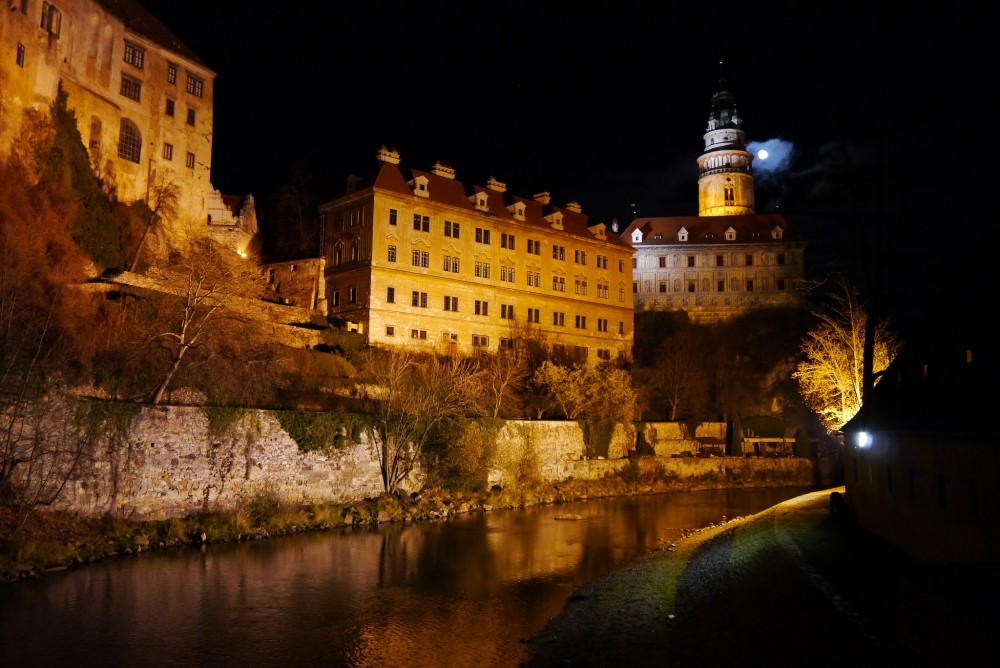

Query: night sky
[[138, 2, 981, 338]]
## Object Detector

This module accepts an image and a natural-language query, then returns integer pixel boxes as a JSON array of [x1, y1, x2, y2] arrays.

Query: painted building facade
[[319, 147, 635, 363], [622, 76, 806, 323], [0, 0, 217, 227]]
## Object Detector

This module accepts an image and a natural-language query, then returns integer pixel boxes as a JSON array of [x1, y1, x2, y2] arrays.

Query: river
[[0, 486, 813, 667]]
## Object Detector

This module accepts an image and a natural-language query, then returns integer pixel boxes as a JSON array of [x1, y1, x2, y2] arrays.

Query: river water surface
[[0, 486, 813, 667]]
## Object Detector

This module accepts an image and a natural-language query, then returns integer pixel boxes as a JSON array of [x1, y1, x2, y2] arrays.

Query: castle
[[622, 76, 806, 323], [0, 0, 254, 255], [319, 147, 636, 363]]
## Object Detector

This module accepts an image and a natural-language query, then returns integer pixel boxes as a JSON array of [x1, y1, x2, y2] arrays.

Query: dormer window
[[410, 175, 429, 198], [508, 202, 526, 221], [547, 212, 563, 230], [771, 226, 784, 239], [631, 228, 643, 243], [678, 227, 688, 242], [725, 226, 737, 241]]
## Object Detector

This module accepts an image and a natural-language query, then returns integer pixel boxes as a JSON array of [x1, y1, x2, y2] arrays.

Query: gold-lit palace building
[[320, 147, 635, 363], [0, 0, 217, 224], [622, 77, 806, 323]]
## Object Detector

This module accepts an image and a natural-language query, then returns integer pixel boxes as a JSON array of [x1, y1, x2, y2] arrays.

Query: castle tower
[[697, 69, 755, 216]]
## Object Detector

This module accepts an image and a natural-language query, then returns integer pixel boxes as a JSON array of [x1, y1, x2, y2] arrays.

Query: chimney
[[486, 176, 506, 192], [533, 191, 551, 205], [565, 200, 582, 213], [376, 145, 401, 164], [431, 161, 456, 179]]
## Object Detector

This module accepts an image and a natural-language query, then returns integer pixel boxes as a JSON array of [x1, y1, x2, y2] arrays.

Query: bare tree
[[145, 239, 267, 405], [128, 174, 180, 273], [358, 348, 482, 494], [533, 361, 638, 422], [642, 328, 709, 420], [793, 276, 902, 431]]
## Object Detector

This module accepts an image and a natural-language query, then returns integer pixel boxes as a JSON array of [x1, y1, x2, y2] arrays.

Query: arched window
[[117, 118, 141, 163]]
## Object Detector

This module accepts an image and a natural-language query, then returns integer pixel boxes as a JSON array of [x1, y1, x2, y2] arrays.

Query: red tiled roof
[[621, 213, 802, 246]]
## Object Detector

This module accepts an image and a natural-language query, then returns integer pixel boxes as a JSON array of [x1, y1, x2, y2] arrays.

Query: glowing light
[[757, 149, 768, 160], [238, 250, 247, 259], [856, 431, 872, 448]]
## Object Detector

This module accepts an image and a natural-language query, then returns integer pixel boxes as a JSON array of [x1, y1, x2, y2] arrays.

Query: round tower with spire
[[697, 64, 755, 216]]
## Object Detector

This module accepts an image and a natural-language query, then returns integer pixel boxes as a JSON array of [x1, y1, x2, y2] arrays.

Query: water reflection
[[0, 487, 812, 667]]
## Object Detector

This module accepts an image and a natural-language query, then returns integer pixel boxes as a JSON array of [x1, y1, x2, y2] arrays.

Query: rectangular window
[[472, 334, 489, 348], [658, 256, 666, 268], [659, 281, 667, 293], [387, 245, 396, 262], [186, 74, 204, 97], [574, 249, 587, 265], [597, 349, 611, 361], [687, 255, 695, 268], [123, 41, 145, 69], [411, 329, 428, 340], [500, 266, 515, 282], [746, 280, 754, 292], [475, 228, 491, 244], [16, 42, 25, 68], [501, 304, 514, 319], [552, 276, 565, 292], [165, 99, 175, 116], [717, 280, 725, 292], [575, 315, 587, 329], [186, 108, 196, 125], [597, 318, 608, 332], [777, 253, 785, 265], [527, 271, 540, 287], [119, 75, 141, 102], [162, 143, 173, 160], [443, 255, 459, 272], [332, 290, 340, 307], [527, 307, 540, 323], [444, 296, 459, 312], [386, 325, 395, 336], [499, 338, 514, 350], [618, 258, 625, 272], [411, 291, 428, 308], [619, 321, 625, 335], [444, 220, 460, 238], [349, 286, 357, 303], [389, 209, 397, 226], [387, 287, 395, 303], [501, 233, 515, 249], [746, 254, 753, 266], [777, 278, 786, 291], [167, 63, 177, 84], [474, 261, 490, 278], [716, 254, 724, 267], [553, 245, 565, 260], [185, 152, 195, 169], [527, 239, 541, 254], [553, 312, 565, 326], [475, 300, 489, 316], [574, 280, 588, 295], [412, 214, 430, 232], [688, 281, 696, 293], [619, 287, 625, 302]]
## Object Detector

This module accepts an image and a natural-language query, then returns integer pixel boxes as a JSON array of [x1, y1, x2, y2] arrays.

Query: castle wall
[[45, 406, 813, 521]]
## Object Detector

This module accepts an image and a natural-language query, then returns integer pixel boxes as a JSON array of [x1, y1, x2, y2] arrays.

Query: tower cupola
[[697, 66, 755, 216]]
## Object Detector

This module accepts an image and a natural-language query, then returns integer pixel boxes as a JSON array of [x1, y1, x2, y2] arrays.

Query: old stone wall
[[48, 406, 814, 521]]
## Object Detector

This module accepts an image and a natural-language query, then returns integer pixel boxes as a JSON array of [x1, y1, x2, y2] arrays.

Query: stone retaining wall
[[48, 406, 815, 520]]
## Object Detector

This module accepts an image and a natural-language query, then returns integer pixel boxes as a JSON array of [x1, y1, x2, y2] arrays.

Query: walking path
[[522, 487, 996, 667]]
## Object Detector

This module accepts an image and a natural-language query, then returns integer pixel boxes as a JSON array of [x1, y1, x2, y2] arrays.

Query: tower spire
[[697, 66, 755, 216]]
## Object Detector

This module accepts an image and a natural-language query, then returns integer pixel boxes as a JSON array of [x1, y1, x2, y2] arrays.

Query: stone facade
[[1, 0, 217, 230], [319, 147, 635, 364], [47, 406, 814, 521], [621, 76, 806, 324]]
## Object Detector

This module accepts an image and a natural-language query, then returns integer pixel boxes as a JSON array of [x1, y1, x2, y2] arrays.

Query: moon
[[757, 149, 769, 160]]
